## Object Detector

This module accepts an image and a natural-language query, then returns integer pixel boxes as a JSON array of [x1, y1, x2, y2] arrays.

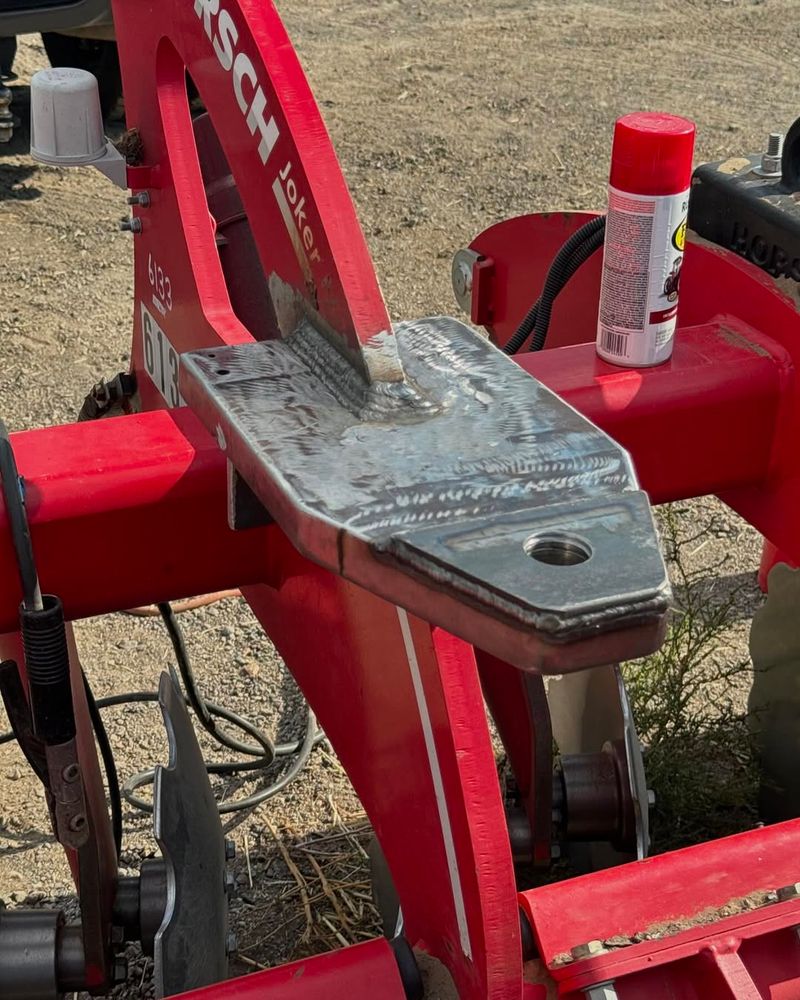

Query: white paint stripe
[[271, 175, 313, 285], [396, 607, 472, 959]]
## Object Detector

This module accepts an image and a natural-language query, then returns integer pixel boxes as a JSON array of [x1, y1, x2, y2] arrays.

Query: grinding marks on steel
[[180, 316, 670, 644]]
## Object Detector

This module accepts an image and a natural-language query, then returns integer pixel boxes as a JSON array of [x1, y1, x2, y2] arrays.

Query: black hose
[[157, 602, 274, 761], [503, 216, 606, 355], [121, 704, 320, 815], [82, 669, 122, 859], [529, 223, 606, 352], [0, 631, 324, 817], [0, 420, 321, 839]]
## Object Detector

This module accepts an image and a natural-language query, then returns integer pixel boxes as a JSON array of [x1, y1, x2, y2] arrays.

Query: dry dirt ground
[[0, 0, 793, 995]]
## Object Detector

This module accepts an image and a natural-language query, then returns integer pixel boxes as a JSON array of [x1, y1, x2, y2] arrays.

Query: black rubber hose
[[503, 216, 606, 355], [121, 705, 320, 815], [529, 223, 606, 352], [82, 669, 122, 859], [156, 602, 275, 762]]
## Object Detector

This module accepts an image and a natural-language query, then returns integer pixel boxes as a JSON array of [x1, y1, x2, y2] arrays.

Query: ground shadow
[[0, 82, 42, 200]]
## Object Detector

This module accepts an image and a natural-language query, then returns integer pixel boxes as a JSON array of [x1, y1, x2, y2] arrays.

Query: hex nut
[[571, 939, 607, 960], [224, 871, 237, 897], [62, 763, 81, 783], [777, 883, 800, 902], [113, 957, 129, 983]]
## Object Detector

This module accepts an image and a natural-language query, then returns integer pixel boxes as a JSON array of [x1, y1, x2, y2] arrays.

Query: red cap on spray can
[[609, 112, 696, 196]]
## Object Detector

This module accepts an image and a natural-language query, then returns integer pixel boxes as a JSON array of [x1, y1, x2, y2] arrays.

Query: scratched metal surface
[[181, 317, 670, 640]]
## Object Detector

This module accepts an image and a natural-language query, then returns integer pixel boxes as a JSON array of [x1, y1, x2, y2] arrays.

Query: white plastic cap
[[30, 67, 106, 165]]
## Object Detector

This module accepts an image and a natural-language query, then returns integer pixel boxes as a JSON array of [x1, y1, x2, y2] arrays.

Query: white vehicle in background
[[0, 0, 119, 123]]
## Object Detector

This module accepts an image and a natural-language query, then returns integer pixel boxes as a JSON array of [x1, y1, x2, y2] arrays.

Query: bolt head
[[224, 871, 237, 897], [451, 249, 479, 312], [453, 259, 472, 298], [777, 883, 800, 901], [571, 939, 607, 960], [111, 925, 125, 945], [550, 843, 562, 860], [226, 932, 238, 956], [113, 957, 128, 983], [62, 763, 80, 783], [224, 838, 236, 861], [68, 813, 87, 833], [646, 788, 656, 807]]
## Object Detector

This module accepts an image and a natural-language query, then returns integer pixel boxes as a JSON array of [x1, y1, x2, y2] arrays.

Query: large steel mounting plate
[[181, 317, 670, 672]]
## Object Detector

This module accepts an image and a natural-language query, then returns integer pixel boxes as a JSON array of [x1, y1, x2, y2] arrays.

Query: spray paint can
[[596, 112, 696, 367]]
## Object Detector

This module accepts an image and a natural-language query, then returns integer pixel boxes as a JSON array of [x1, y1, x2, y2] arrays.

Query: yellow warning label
[[672, 218, 687, 252]]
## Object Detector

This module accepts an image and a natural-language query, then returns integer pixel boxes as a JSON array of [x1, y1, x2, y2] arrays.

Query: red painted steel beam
[[0, 408, 268, 633], [547, 902, 800, 999], [0, 317, 790, 632], [177, 939, 408, 1000], [518, 818, 800, 965], [519, 320, 788, 506]]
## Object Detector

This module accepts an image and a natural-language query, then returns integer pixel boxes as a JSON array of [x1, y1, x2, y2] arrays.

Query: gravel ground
[[0, 0, 791, 994]]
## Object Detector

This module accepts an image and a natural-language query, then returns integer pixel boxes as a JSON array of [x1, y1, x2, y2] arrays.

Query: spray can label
[[596, 186, 688, 367]]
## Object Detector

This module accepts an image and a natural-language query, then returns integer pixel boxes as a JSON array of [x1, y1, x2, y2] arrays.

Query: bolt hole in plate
[[216, 369, 230, 376], [525, 533, 592, 567]]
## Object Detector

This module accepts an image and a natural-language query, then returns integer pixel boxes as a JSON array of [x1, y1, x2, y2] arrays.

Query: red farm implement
[[1, 2, 800, 999]]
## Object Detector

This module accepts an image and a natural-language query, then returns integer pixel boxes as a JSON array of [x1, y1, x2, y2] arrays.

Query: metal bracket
[[181, 316, 670, 673]]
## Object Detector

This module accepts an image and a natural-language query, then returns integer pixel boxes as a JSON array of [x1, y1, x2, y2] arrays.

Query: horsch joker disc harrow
[[2, 1, 800, 998]]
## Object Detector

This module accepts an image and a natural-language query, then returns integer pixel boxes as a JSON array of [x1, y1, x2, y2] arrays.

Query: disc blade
[[152, 673, 228, 998], [547, 664, 649, 863]]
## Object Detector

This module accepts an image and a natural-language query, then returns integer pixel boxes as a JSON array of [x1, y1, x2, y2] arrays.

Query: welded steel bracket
[[181, 316, 671, 673]]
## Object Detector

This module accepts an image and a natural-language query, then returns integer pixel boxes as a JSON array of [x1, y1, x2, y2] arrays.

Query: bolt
[[585, 984, 619, 1000], [571, 940, 607, 960], [111, 925, 125, 945], [453, 259, 472, 299], [225, 932, 238, 957], [224, 871, 237, 897], [777, 883, 800, 902], [550, 844, 561, 860], [767, 132, 784, 157], [127, 191, 150, 207], [761, 132, 784, 176], [647, 788, 656, 807], [119, 217, 143, 234], [0, 85, 12, 144], [224, 838, 236, 861], [62, 763, 80, 783], [113, 957, 128, 983], [68, 814, 87, 833]]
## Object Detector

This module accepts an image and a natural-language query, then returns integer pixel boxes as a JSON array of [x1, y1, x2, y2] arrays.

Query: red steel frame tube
[[0, 318, 789, 629], [0, 408, 268, 633]]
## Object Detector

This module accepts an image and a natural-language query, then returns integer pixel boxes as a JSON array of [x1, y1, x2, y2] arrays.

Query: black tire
[[40, 33, 122, 120]]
